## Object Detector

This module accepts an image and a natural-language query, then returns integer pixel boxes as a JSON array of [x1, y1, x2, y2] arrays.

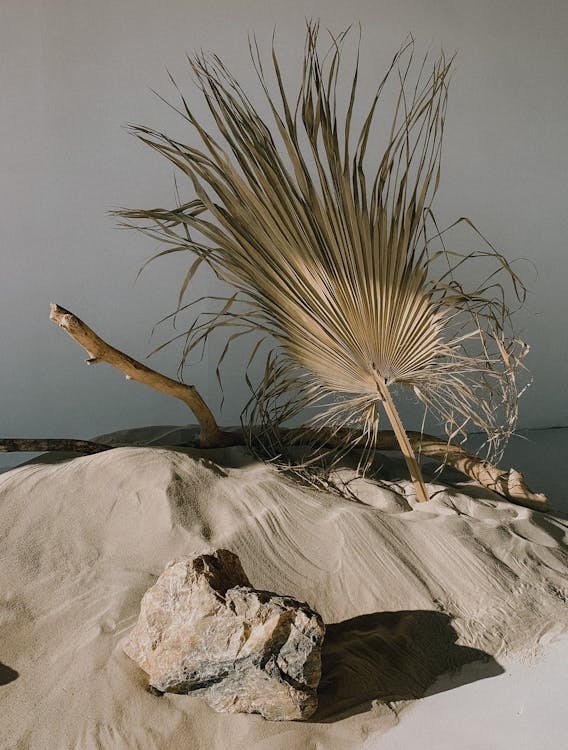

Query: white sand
[[364, 635, 568, 750], [1, 426, 567, 749]]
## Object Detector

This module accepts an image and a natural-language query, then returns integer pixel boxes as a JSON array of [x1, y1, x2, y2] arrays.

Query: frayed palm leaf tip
[[116, 22, 530, 503]]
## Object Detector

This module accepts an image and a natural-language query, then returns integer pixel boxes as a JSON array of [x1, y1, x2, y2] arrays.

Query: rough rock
[[123, 549, 325, 720]]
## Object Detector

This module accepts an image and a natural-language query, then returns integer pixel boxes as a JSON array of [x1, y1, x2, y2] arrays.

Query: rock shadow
[[0, 662, 19, 686], [312, 609, 503, 722]]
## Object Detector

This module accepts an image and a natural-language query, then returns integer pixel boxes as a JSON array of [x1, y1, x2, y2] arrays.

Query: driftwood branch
[[369, 432, 548, 511], [49, 304, 234, 447], [1, 429, 549, 512], [41, 303, 549, 511], [405, 432, 548, 510], [280, 427, 549, 511], [0, 439, 111, 454]]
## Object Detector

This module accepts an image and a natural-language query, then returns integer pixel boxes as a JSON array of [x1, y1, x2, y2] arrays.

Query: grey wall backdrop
[[1, 0, 567, 470]]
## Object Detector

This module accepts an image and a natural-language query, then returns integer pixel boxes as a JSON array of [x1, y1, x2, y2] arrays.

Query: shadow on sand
[[0, 662, 19, 686], [312, 609, 503, 722]]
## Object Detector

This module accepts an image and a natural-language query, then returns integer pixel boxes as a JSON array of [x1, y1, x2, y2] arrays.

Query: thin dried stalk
[[376, 378, 429, 502]]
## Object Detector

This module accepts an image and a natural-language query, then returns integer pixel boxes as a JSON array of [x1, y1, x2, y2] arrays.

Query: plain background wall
[[1, 0, 567, 470]]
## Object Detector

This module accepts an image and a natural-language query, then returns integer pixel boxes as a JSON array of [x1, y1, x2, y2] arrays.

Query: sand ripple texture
[[1, 427, 567, 750]]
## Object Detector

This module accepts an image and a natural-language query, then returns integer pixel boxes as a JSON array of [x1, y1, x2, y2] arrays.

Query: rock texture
[[123, 549, 325, 720]]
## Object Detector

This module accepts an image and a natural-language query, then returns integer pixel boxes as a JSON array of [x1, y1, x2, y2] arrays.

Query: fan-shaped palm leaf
[[117, 22, 528, 502]]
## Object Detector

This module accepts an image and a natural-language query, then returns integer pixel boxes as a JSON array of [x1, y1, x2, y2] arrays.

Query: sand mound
[[1, 427, 567, 749]]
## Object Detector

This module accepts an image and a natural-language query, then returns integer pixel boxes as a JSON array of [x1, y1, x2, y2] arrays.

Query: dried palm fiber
[[117, 23, 529, 502]]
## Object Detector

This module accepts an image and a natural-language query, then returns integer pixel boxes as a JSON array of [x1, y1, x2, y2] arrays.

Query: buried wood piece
[[0, 438, 111, 454], [375, 430, 548, 511], [49, 303, 236, 448], [282, 427, 550, 512], [45, 304, 548, 510], [0, 427, 548, 511], [409, 436, 550, 512]]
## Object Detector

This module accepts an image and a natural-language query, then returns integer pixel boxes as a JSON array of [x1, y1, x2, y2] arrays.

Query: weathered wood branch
[[404, 432, 548, 510], [1, 428, 549, 511], [372, 432, 548, 511], [49, 303, 234, 447], [44, 303, 549, 511], [0, 439, 111, 454], [280, 427, 549, 511]]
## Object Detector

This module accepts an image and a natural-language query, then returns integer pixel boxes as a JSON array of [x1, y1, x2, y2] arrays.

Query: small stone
[[123, 549, 325, 720]]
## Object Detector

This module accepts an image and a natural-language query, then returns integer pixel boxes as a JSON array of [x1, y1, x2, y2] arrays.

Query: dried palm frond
[[116, 22, 529, 502]]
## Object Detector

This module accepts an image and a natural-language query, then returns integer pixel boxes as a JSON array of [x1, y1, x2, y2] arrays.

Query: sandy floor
[[364, 635, 568, 750], [1, 426, 567, 749]]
